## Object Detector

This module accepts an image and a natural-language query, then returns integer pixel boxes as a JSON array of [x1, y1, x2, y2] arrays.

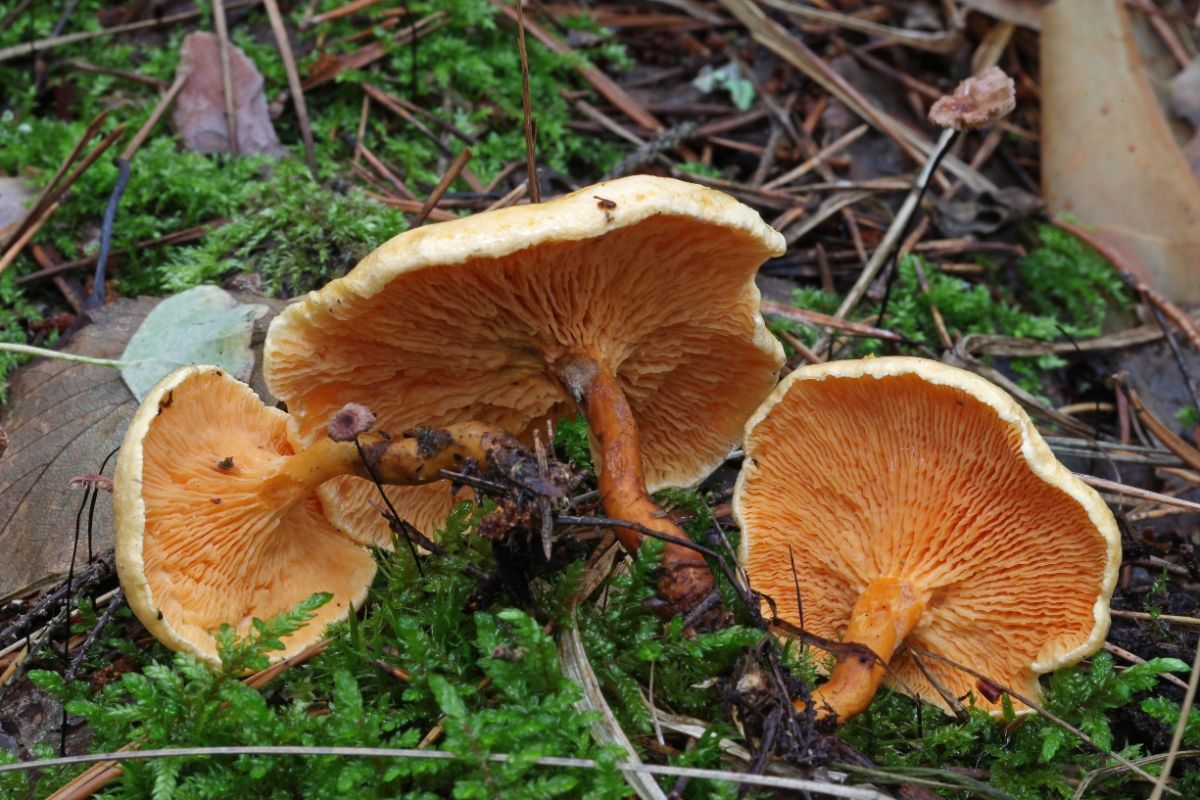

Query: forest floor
[[2, 1, 1200, 798]]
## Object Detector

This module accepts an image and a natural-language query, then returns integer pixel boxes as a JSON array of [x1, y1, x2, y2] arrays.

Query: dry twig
[[263, 0, 318, 176]]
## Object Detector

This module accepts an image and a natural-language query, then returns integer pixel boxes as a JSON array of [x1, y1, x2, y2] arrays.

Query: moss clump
[[163, 160, 407, 296], [784, 225, 1132, 393], [840, 652, 1189, 799]]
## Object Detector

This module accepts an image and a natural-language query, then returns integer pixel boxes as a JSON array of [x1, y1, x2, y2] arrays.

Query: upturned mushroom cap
[[266, 175, 786, 544], [734, 356, 1120, 714], [113, 365, 376, 664]]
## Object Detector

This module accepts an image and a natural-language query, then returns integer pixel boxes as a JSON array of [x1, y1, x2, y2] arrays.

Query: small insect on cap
[[113, 365, 375, 665], [265, 175, 787, 546], [735, 357, 1120, 715]]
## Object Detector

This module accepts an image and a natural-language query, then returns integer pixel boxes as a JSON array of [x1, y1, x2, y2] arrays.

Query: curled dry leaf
[[173, 32, 286, 157], [928, 66, 1015, 131], [1042, 0, 1200, 304]]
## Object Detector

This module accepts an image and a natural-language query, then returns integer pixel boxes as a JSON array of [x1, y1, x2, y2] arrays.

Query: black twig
[[1146, 298, 1200, 422], [353, 436, 424, 577], [874, 130, 961, 330], [604, 122, 697, 180], [65, 589, 124, 682], [437, 469, 509, 494], [88, 157, 131, 309], [681, 589, 722, 630], [0, 554, 114, 649]]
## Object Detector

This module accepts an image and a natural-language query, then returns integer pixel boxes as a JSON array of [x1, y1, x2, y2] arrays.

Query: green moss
[[163, 159, 406, 295], [303, 0, 625, 187], [0, 0, 633, 403], [0, 271, 41, 403], [841, 653, 1190, 799], [21, 507, 631, 798], [785, 226, 1132, 394]]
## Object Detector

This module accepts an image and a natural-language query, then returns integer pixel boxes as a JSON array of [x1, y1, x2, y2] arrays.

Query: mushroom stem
[[799, 577, 927, 723], [558, 354, 716, 617], [260, 422, 521, 503]]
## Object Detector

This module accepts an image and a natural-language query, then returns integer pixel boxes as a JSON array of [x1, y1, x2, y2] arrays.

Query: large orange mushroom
[[265, 175, 785, 615], [114, 365, 539, 663], [734, 357, 1120, 721]]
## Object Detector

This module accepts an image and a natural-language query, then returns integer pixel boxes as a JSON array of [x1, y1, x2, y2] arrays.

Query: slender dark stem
[[89, 157, 131, 309], [353, 437, 423, 577], [87, 446, 121, 561], [1146, 299, 1200, 421], [875, 129, 961, 330], [787, 545, 804, 654], [61, 483, 91, 754], [387, 517, 490, 582], [68, 488, 88, 603]]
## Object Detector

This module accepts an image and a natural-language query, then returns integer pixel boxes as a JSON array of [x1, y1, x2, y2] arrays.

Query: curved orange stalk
[[257, 422, 519, 507], [798, 577, 928, 722], [558, 354, 716, 617]]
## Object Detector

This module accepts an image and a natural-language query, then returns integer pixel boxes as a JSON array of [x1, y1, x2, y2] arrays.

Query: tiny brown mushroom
[[265, 175, 786, 617], [735, 357, 1120, 722], [928, 66, 1016, 131]]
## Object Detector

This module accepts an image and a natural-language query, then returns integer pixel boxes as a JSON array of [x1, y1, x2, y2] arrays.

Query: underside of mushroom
[[735, 357, 1121, 723], [115, 366, 569, 664], [264, 175, 788, 621]]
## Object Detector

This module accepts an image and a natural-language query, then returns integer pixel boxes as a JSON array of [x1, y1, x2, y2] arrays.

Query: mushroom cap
[[113, 365, 376, 664], [265, 175, 786, 544], [734, 356, 1120, 714]]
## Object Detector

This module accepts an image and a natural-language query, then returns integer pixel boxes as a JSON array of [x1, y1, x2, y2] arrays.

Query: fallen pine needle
[[1077, 474, 1200, 514]]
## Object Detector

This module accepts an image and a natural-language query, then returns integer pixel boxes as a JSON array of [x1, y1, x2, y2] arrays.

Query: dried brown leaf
[[1042, 0, 1200, 304], [173, 32, 285, 156]]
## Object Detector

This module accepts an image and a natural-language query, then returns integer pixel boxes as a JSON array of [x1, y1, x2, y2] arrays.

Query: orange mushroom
[[734, 357, 1120, 721], [265, 175, 785, 616], [114, 365, 537, 663]]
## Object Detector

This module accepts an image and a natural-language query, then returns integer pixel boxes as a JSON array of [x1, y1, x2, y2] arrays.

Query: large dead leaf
[[0, 294, 281, 601], [1042, 0, 1200, 305]]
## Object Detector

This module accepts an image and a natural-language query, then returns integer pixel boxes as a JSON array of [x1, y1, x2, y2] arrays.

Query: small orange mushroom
[[734, 357, 1120, 721], [114, 365, 535, 664], [265, 175, 785, 616]]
